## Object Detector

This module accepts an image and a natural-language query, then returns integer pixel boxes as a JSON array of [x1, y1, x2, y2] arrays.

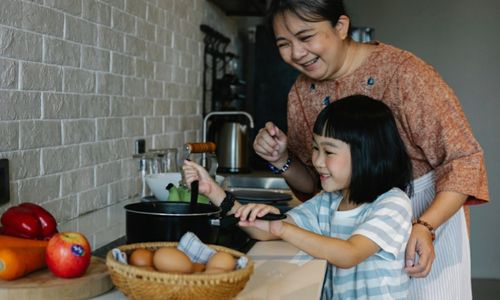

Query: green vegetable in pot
[[166, 184, 181, 201], [166, 184, 209, 204]]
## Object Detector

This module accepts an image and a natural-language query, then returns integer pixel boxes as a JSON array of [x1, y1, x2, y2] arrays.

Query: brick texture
[[0, 0, 238, 243]]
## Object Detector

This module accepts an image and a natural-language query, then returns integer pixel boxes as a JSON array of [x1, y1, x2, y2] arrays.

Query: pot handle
[[212, 213, 287, 229]]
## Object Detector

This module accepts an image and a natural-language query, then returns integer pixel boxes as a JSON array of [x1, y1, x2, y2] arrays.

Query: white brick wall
[[0, 0, 238, 245]]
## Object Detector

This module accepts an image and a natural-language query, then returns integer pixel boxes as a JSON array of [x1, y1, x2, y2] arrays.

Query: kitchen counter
[[236, 241, 326, 300], [67, 172, 325, 299], [91, 241, 326, 300]]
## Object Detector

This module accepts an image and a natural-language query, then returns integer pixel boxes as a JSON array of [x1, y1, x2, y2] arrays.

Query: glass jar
[[148, 148, 179, 173]]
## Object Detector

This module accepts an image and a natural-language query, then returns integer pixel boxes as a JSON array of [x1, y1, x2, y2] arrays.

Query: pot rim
[[124, 202, 221, 217]]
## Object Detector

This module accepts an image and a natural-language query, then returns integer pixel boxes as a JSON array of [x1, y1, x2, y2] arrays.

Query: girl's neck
[[338, 191, 360, 211]]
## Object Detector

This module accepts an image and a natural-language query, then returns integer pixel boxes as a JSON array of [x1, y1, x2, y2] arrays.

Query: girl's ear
[[334, 15, 350, 40]]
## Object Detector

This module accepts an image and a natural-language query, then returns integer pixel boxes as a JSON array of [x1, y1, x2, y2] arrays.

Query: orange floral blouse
[[287, 42, 489, 205]]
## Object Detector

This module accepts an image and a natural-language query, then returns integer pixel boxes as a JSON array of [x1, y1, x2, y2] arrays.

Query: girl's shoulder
[[371, 188, 412, 211], [295, 191, 342, 211]]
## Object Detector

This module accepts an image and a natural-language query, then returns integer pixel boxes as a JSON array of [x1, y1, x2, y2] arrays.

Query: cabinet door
[[248, 25, 299, 170]]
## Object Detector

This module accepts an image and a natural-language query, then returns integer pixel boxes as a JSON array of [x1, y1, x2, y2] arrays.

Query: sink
[[222, 175, 296, 213], [222, 175, 290, 191]]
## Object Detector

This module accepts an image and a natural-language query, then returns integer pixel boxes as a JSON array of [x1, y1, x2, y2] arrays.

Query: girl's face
[[272, 11, 350, 81], [312, 134, 351, 192]]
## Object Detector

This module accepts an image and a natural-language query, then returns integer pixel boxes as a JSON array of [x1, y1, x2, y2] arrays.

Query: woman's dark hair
[[265, 0, 349, 36], [313, 95, 413, 205]]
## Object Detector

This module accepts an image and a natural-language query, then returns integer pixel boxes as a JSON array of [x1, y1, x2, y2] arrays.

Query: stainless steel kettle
[[203, 111, 254, 173]]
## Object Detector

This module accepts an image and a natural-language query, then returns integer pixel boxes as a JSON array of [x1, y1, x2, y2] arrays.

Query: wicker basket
[[106, 242, 254, 300]]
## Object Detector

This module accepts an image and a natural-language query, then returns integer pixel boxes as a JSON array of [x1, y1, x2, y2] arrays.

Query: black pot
[[124, 201, 222, 244]]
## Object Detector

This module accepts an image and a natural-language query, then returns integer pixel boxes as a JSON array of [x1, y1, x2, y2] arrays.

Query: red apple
[[46, 232, 92, 278]]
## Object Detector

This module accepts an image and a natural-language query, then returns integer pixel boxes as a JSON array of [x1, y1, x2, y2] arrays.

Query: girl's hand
[[235, 203, 285, 236], [182, 160, 224, 201], [404, 224, 436, 277], [253, 122, 289, 165]]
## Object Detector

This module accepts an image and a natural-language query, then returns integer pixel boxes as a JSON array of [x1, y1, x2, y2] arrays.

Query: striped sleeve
[[287, 192, 340, 236], [353, 189, 413, 260]]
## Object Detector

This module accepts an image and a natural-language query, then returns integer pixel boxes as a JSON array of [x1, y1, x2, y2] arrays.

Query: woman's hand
[[404, 224, 436, 277], [234, 203, 285, 236], [253, 122, 289, 165], [182, 160, 224, 201]]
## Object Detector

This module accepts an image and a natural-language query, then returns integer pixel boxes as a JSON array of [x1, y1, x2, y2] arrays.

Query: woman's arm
[[276, 153, 319, 195], [253, 122, 319, 195], [405, 191, 467, 276], [396, 55, 489, 276]]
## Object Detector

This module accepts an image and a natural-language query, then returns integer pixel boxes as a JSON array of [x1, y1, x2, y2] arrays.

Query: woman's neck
[[333, 40, 375, 80]]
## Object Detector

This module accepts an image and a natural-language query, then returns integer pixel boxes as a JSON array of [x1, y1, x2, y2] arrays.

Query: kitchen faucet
[[202, 111, 254, 143]]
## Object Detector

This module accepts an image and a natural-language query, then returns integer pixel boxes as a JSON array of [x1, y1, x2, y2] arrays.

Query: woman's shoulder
[[374, 42, 436, 74], [368, 42, 425, 69]]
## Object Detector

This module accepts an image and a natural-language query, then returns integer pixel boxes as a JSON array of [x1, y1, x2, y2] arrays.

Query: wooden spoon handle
[[184, 142, 216, 154]]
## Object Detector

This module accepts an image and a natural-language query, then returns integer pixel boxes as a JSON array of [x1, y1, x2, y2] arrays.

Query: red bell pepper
[[19, 202, 58, 238], [0, 202, 58, 240], [0, 206, 43, 239]]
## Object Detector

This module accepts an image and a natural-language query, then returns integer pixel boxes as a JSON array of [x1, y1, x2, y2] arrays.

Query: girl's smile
[[312, 134, 351, 192]]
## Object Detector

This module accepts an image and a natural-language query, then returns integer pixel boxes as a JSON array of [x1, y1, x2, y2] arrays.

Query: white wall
[[346, 0, 500, 278]]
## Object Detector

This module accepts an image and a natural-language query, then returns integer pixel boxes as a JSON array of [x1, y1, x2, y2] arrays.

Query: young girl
[[183, 95, 414, 299]]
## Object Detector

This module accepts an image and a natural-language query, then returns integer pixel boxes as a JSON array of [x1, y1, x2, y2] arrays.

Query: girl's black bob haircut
[[313, 95, 413, 204]]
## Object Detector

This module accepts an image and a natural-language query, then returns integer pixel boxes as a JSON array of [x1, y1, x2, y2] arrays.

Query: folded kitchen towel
[[178, 231, 248, 269]]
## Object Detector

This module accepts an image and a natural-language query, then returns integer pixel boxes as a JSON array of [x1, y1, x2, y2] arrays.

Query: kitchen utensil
[[125, 202, 222, 244], [0, 257, 113, 300], [190, 180, 199, 213], [217, 212, 287, 228], [231, 190, 292, 203], [182, 142, 218, 182], [106, 242, 254, 300], [124, 200, 286, 244], [203, 111, 254, 173]]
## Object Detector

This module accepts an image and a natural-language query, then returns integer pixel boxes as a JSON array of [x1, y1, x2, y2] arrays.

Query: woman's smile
[[301, 57, 320, 71]]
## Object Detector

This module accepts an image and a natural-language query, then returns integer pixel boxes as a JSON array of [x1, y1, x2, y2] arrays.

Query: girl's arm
[[281, 224, 380, 269], [236, 205, 381, 269], [182, 160, 283, 241]]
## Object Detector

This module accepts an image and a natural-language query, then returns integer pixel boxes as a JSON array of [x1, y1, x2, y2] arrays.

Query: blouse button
[[322, 96, 331, 106], [367, 77, 375, 86]]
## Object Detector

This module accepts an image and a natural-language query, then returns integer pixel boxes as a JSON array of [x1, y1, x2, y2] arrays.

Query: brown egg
[[153, 247, 193, 274], [206, 251, 236, 272], [129, 248, 154, 267], [192, 262, 206, 273]]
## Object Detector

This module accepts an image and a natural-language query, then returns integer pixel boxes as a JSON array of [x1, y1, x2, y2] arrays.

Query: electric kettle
[[203, 111, 254, 173]]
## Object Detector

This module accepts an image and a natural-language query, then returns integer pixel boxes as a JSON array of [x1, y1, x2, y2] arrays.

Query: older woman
[[252, 0, 489, 299]]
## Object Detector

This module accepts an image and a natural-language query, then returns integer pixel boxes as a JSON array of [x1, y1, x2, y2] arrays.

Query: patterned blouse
[[286, 42, 489, 205]]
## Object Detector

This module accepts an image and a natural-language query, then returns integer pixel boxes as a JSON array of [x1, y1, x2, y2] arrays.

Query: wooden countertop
[[236, 241, 326, 300]]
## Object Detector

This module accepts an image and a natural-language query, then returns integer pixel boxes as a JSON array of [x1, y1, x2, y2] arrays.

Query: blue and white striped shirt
[[287, 188, 412, 300]]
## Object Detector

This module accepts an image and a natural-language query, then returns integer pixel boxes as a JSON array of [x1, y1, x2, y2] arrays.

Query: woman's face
[[312, 134, 351, 192], [273, 11, 350, 81]]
